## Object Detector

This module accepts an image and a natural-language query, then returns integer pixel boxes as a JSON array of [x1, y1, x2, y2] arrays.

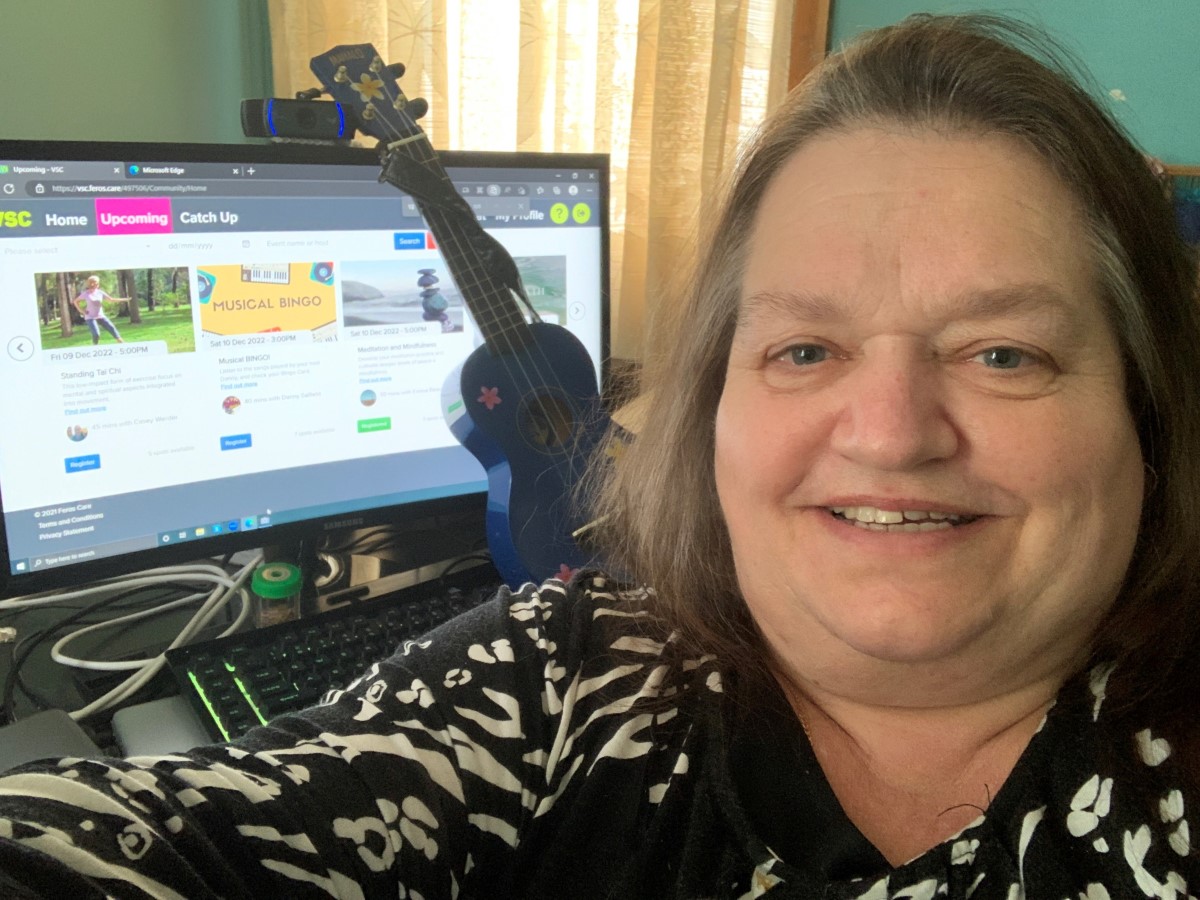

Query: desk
[[0, 590, 233, 752], [0, 517, 490, 755]]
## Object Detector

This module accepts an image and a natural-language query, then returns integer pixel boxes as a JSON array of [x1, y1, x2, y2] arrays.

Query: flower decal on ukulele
[[350, 73, 385, 102], [478, 386, 502, 410]]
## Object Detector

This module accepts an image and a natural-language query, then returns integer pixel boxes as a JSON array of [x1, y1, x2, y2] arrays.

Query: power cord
[[3, 585, 191, 718], [436, 551, 495, 587], [59, 556, 259, 721], [0, 560, 243, 613], [320, 525, 400, 555], [0, 556, 260, 724]]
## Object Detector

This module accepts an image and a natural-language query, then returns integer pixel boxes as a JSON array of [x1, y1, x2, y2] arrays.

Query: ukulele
[[311, 44, 617, 587]]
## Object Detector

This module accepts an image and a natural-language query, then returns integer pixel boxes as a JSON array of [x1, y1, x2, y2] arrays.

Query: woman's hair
[[86, 275, 100, 284], [589, 15, 1200, 729]]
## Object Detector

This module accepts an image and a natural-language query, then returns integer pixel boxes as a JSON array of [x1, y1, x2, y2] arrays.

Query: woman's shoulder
[[366, 570, 700, 704], [262, 569, 720, 837]]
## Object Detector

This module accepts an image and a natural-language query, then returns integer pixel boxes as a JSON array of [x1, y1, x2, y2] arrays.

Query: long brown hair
[[589, 14, 1200, 746]]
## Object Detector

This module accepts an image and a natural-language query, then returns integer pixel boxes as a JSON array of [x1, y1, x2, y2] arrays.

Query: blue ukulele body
[[442, 323, 609, 585]]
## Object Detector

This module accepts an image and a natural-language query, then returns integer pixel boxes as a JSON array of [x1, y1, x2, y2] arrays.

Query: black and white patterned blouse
[[0, 574, 1194, 898]]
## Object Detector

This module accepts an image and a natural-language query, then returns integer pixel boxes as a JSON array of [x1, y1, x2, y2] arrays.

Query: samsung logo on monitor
[[323, 517, 365, 531]]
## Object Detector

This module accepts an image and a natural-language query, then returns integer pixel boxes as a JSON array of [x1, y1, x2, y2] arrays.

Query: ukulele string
[[378, 117, 572, 408], [365, 84, 595, 449]]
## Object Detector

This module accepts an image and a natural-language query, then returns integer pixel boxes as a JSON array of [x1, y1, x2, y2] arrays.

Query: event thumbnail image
[[513, 256, 568, 325], [341, 259, 465, 332], [196, 262, 338, 340], [35, 267, 195, 353], [339, 255, 566, 332]]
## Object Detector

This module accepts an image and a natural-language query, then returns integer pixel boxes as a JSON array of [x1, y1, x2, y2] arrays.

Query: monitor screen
[[0, 140, 609, 597]]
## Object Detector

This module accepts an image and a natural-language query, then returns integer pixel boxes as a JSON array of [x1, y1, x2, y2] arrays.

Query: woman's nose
[[827, 349, 959, 471]]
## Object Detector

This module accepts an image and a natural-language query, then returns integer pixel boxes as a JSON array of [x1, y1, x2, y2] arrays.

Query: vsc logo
[[0, 211, 32, 228]]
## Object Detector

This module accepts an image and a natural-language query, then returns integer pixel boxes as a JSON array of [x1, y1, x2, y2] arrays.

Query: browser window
[[0, 142, 609, 589]]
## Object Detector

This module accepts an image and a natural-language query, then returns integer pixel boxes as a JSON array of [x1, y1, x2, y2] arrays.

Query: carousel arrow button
[[7, 336, 33, 361]]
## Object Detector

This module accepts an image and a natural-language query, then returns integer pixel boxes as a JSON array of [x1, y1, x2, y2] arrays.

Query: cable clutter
[[0, 513, 497, 740], [0, 556, 260, 725]]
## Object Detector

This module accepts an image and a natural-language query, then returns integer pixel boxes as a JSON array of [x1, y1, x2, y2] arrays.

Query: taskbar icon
[[157, 514, 271, 547]]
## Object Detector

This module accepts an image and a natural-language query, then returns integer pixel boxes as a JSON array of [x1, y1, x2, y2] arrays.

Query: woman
[[2, 15, 1198, 898], [74, 276, 125, 345]]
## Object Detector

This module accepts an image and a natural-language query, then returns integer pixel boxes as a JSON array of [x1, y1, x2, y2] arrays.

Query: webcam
[[240, 99, 355, 141]]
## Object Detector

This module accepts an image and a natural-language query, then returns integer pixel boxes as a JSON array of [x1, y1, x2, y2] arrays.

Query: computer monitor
[[0, 140, 610, 597]]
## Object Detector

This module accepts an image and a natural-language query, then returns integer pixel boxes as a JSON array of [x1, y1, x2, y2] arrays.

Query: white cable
[[49, 566, 252, 670], [70, 568, 256, 721], [69, 609, 237, 720], [49, 591, 215, 670], [0, 561, 239, 612], [64, 555, 261, 721]]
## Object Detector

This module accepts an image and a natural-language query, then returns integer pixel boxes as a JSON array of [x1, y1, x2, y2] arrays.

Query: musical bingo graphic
[[196, 262, 337, 338]]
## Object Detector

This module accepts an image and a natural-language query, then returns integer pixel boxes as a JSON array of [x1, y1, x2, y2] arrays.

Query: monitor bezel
[[0, 138, 611, 598]]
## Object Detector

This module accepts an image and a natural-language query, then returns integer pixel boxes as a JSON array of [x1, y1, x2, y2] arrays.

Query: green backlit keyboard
[[165, 567, 499, 741]]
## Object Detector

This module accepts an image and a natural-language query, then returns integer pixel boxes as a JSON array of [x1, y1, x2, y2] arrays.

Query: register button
[[64, 454, 100, 473], [220, 434, 253, 451], [357, 417, 392, 433]]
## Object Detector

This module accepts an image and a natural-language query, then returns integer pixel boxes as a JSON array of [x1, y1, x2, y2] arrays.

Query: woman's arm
[[0, 580, 608, 898]]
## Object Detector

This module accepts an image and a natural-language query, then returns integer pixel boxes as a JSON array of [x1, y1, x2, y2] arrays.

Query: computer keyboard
[[165, 566, 500, 742]]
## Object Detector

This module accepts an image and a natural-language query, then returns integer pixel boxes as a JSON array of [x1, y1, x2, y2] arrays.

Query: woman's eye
[[975, 347, 1028, 369], [785, 344, 828, 366]]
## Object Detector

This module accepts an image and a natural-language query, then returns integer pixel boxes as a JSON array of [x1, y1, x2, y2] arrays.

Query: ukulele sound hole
[[519, 393, 576, 450]]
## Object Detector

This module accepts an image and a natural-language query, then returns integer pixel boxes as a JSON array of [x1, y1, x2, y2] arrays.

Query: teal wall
[[0, 0, 272, 144], [0, 1, 1190, 159], [829, 1, 1200, 165]]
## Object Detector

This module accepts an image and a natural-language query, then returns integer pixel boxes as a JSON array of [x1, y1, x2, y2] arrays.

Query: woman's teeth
[[828, 505, 976, 532]]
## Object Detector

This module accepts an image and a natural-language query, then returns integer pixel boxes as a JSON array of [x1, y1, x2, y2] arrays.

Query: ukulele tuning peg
[[295, 87, 323, 100], [406, 97, 429, 120], [361, 106, 377, 121], [369, 56, 384, 73], [334, 65, 349, 83], [385, 62, 407, 79]]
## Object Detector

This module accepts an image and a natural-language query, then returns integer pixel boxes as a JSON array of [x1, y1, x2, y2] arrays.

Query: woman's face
[[714, 128, 1144, 703]]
